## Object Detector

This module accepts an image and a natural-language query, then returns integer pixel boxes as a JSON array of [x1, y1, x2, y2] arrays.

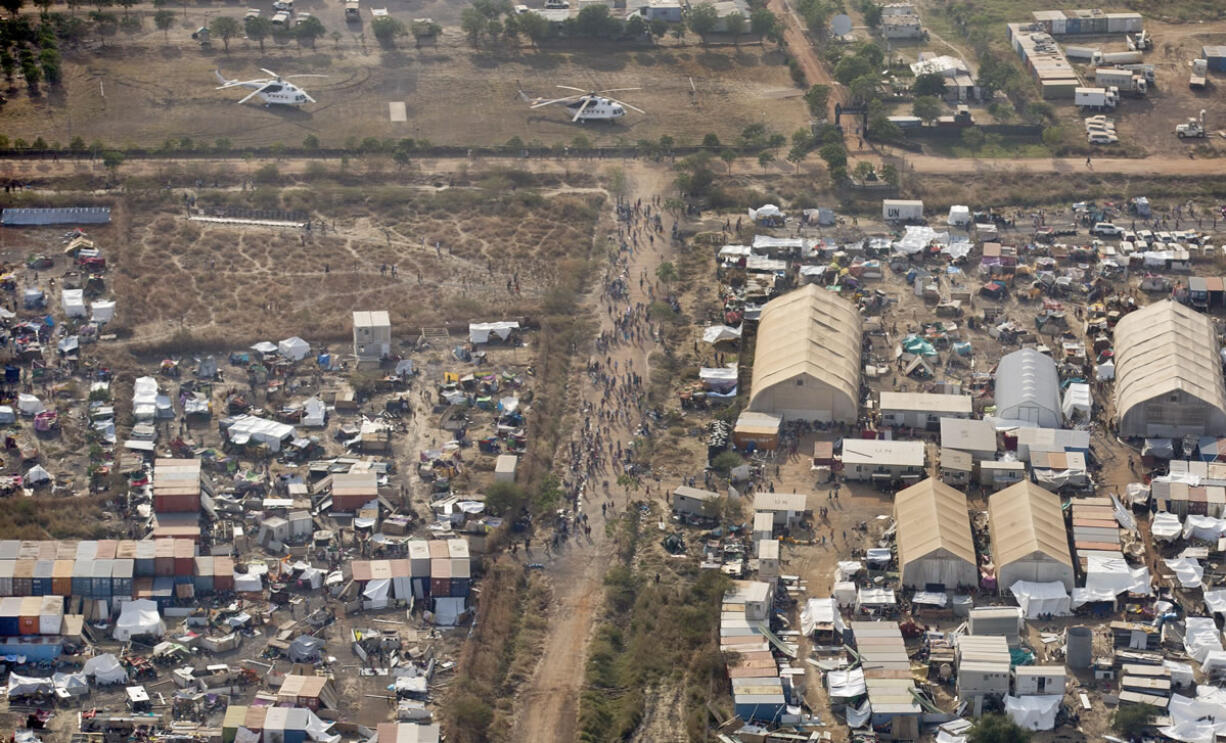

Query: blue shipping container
[[91, 559, 113, 597]]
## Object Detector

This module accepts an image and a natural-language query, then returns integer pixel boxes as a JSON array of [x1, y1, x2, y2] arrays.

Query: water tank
[[1067, 626, 1093, 669]]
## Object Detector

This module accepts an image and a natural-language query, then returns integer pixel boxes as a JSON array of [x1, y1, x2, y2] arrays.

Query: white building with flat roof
[[842, 440, 926, 482], [353, 311, 391, 364]]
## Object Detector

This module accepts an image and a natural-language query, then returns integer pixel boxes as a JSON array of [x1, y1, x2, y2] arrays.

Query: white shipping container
[[883, 199, 924, 221], [1064, 46, 1098, 61], [1106, 17, 1125, 33]]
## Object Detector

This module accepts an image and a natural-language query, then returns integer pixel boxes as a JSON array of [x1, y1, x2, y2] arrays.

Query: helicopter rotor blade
[[530, 95, 584, 108], [237, 84, 270, 104], [597, 87, 641, 94], [571, 96, 593, 122], [260, 68, 279, 78], [611, 98, 644, 114], [555, 85, 586, 93], [302, 91, 317, 103]]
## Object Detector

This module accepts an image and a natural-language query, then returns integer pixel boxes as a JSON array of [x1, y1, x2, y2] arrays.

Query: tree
[[913, 71, 946, 97], [786, 144, 806, 171], [723, 11, 745, 45], [32, 0, 51, 16], [625, 13, 647, 39], [38, 47, 59, 85], [863, 1, 881, 27], [649, 18, 667, 43], [912, 95, 941, 124], [409, 19, 440, 47], [119, 13, 139, 34], [242, 15, 270, 51], [719, 149, 736, 173], [710, 450, 744, 475], [818, 142, 846, 169], [687, 3, 718, 44], [960, 127, 985, 149], [804, 84, 830, 117], [295, 15, 325, 47], [101, 149, 124, 175], [848, 74, 881, 104], [968, 714, 1030, 743], [757, 150, 773, 169], [302, 134, 320, 149], [459, 7, 484, 46], [868, 112, 901, 140], [1112, 705, 1155, 739], [655, 261, 677, 284], [518, 11, 547, 47], [371, 16, 405, 46], [749, 7, 777, 43], [154, 8, 176, 41], [575, 5, 620, 38], [1041, 125, 1064, 149], [69, 136, 86, 151], [702, 133, 720, 147], [1, 0, 24, 18], [209, 16, 240, 52], [834, 54, 871, 85], [91, 10, 118, 44]]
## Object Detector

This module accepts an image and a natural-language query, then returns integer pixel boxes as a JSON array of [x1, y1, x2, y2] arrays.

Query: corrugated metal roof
[[2, 207, 111, 226], [894, 478, 975, 570], [995, 348, 1061, 426], [748, 284, 862, 419], [879, 391, 973, 415], [1114, 300, 1226, 427], [988, 481, 1072, 568]]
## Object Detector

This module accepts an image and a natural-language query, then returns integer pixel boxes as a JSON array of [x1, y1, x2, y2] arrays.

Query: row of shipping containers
[[1031, 9, 1142, 35], [0, 538, 195, 576], [1008, 24, 1081, 99], [0, 595, 64, 635], [352, 538, 471, 600]]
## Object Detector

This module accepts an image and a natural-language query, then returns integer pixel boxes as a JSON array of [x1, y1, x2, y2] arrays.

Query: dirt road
[[766, 0, 842, 114], [510, 161, 679, 742]]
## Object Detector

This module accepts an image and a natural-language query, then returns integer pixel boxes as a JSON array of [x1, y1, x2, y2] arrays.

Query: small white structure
[[61, 288, 86, 318], [968, 607, 1024, 647], [753, 491, 809, 528], [302, 398, 326, 428], [278, 336, 310, 361], [948, 205, 972, 226], [725, 580, 773, 622], [113, 599, 165, 641], [940, 417, 997, 461], [469, 322, 520, 344], [883, 199, 924, 222], [91, 300, 116, 324], [879, 391, 972, 429], [841, 440, 926, 482], [956, 635, 1012, 700], [353, 310, 391, 363], [757, 539, 780, 581], [672, 485, 719, 517], [1013, 666, 1066, 696], [494, 454, 519, 484], [222, 414, 295, 452], [995, 349, 1062, 428], [752, 511, 774, 544]]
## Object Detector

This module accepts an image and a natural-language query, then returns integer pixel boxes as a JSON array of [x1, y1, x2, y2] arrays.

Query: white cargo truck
[[1095, 68, 1147, 96], [1092, 50, 1143, 66], [1075, 87, 1119, 111], [1190, 59, 1208, 90]]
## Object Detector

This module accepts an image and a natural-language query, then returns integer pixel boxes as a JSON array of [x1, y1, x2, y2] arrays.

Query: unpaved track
[[510, 161, 677, 742]]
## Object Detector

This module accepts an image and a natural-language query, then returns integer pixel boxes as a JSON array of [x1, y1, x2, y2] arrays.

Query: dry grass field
[[0, 5, 807, 150]]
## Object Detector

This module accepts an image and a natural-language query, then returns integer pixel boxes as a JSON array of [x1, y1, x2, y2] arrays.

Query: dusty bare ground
[[0, 14, 807, 149]]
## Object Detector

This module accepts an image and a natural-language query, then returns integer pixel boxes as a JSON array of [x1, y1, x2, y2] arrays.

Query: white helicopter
[[521, 85, 644, 123], [214, 68, 325, 106]]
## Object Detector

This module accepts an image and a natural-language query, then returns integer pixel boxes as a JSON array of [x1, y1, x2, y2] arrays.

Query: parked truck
[[344, 0, 360, 20], [1075, 86, 1119, 111], [1095, 68, 1147, 96], [1190, 59, 1208, 90], [1116, 63, 1156, 84], [1092, 50, 1144, 66], [1126, 30, 1152, 52]]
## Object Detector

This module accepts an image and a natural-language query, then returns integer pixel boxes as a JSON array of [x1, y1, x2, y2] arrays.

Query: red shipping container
[[213, 557, 234, 592], [51, 560, 72, 597], [429, 558, 451, 597], [173, 540, 195, 576], [18, 596, 40, 634]]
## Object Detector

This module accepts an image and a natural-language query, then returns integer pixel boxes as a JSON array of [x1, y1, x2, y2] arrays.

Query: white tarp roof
[[251, 341, 278, 355], [1153, 511, 1183, 542], [1166, 557, 1205, 589], [113, 600, 165, 641], [1184, 515, 1226, 541], [1162, 687, 1226, 743], [1185, 617, 1223, 664], [234, 572, 263, 592], [226, 415, 295, 451], [947, 205, 970, 226], [432, 597, 465, 626], [1004, 695, 1062, 731], [801, 598, 846, 636], [893, 225, 948, 255], [1096, 360, 1116, 381], [7, 674, 53, 697], [1062, 383, 1091, 420], [278, 336, 310, 361], [469, 322, 519, 344], [54, 671, 88, 696], [17, 394, 42, 415], [91, 300, 115, 323], [749, 204, 783, 221], [702, 325, 742, 345], [827, 667, 866, 698], [1009, 580, 1071, 619], [133, 376, 158, 419], [83, 653, 128, 684], [1072, 552, 1150, 606], [1205, 589, 1226, 616], [25, 465, 51, 484]]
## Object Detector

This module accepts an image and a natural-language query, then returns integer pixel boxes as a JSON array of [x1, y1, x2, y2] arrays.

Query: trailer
[[1093, 50, 1143, 66], [1116, 64, 1156, 84], [1064, 46, 1099, 62], [1190, 59, 1208, 90], [1095, 68, 1147, 96], [1075, 86, 1119, 111]]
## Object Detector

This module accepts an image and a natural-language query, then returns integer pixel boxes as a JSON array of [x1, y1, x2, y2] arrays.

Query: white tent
[[1183, 515, 1226, 542], [702, 325, 742, 345], [995, 349, 1062, 428], [54, 671, 89, 696], [1183, 617, 1223, 663], [234, 572, 263, 593], [303, 398, 326, 428], [113, 599, 165, 641], [83, 653, 128, 684], [826, 667, 866, 698], [0, 406, 15, 424], [800, 598, 847, 637], [1004, 695, 1061, 731], [250, 341, 278, 356], [1152, 512, 1183, 542], [1096, 360, 1115, 381], [468, 322, 519, 344], [61, 288, 86, 318], [133, 377, 158, 421], [1162, 688, 1226, 743], [947, 205, 971, 226], [1166, 557, 1204, 589], [224, 415, 295, 452], [749, 204, 783, 222], [1061, 383, 1092, 421], [91, 300, 115, 324], [1071, 553, 1150, 607], [278, 336, 310, 361], [1008, 580, 1071, 618], [1205, 589, 1226, 617], [363, 578, 391, 609], [7, 674, 53, 698], [24, 465, 51, 485], [17, 394, 43, 416]]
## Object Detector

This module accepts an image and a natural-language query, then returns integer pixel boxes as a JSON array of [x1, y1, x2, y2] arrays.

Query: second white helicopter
[[522, 85, 644, 123], [215, 68, 326, 106]]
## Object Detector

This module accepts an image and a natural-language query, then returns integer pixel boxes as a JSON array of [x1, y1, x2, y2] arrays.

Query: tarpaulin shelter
[[1009, 581, 1071, 618], [1162, 688, 1226, 743], [91, 300, 115, 324], [278, 336, 310, 361], [702, 325, 742, 345], [800, 597, 847, 637], [1072, 553, 1150, 607], [468, 322, 519, 344], [7, 673, 53, 698], [113, 599, 165, 640], [1062, 383, 1091, 422], [61, 289, 86, 318], [1004, 695, 1061, 731], [1152, 512, 1183, 542], [83, 653, 128, 684]]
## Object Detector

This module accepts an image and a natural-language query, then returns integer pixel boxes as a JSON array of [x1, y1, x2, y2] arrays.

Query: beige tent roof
[[988, 481, 1072, 568], [1114, 300, 1226, 421], [894, 478, 975, 568], [748, 284, 862, 412]]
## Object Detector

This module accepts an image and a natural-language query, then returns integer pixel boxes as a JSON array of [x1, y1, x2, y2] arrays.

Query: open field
[[0, 5, 807, 150]]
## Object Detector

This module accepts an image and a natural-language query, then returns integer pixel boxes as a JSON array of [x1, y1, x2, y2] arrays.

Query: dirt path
[[509, 161, 678, 742]]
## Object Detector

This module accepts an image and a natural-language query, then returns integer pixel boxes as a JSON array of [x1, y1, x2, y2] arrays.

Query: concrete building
[[747, 285, 862, 423], [672, 486, 720, 517], [1114, 300, 1226, 438], [353, 310, 391, 364], [494, 454, 518, 484], [939, 447, 974, 486], [1014, 665, 1067, 696], [879, 391, 972, 430], [940, 417, 998, 461], [753, 492, 809, 528], [956, 634, 1012, 706], [988, 481, 1074, 592], [725, 580, 773, 622], [893, 479, 977, 589], [995, 349, 1062, 428], [841, 440, 926, 483]]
